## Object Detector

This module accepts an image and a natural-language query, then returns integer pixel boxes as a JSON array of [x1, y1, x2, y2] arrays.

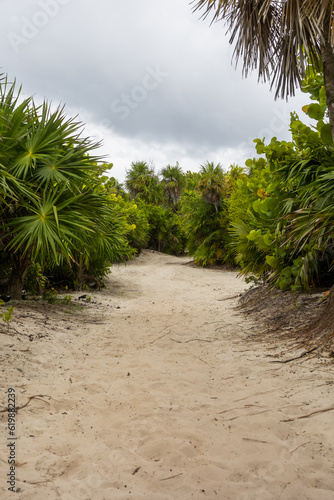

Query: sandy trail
[[0, 250, 334, 499]]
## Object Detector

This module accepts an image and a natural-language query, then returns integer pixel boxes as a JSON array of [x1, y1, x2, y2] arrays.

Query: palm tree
[[0, 75, 127, 298], [197, 161, 226, 210], [278, 140, 334, 283], [160, 162, 184, 208], [192, 1, 334, 140], [125, 161, 162, 204], [277, 149, 334, 346], [224, 163, 247, 193]]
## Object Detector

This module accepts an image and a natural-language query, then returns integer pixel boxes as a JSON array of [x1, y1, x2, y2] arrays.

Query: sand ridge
[[0, 250, 333, 499]]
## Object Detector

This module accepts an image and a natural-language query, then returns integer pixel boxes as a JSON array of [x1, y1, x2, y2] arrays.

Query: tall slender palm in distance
[[160, 163, 184, 209], [125, 161, 162, 204], [197, 161, 226, 210]]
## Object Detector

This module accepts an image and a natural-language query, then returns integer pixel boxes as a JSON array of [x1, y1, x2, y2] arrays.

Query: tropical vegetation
[[1, 60, 334, 331], [190, 0, 334, 345], [0, 75, 134, 298]]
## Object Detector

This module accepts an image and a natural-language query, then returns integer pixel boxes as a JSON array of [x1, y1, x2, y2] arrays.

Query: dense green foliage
[[0, 76, 134, 297], [229, 69, 334, 291], [140, 204, 186, 255], [121, 67, 334, 292], [1, 66, 333, 299]]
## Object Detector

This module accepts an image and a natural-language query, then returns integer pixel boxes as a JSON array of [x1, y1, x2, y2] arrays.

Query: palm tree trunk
[[321, 22, 334, 142], [7, 275, 24, 301], [7, 253, 31, 300]]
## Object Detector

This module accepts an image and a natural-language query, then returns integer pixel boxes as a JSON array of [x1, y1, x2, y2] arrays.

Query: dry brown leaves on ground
[[237, 284, 334, 358]]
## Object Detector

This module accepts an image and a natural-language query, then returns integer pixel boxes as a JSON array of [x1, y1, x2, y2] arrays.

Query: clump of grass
[[63, 295, 73, 305], [42, 289, 74, 305]]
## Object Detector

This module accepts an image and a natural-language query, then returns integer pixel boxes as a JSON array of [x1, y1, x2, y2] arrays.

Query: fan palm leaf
[[0, 74, 130, 297]]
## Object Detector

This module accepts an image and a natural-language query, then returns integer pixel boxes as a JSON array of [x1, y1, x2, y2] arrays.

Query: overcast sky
[[1, 0, 312, 182]]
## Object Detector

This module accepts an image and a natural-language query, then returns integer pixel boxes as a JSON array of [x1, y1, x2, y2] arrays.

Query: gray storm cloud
[[0, 0, 309, 179]]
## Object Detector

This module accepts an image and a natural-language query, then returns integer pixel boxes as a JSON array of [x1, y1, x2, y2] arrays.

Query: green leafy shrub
[[181, 190, 232, 266], [25, 263, 48, 295], [141, 203, 187, 255], [228, 68, 334, 291], [0, 75, 133, 298]]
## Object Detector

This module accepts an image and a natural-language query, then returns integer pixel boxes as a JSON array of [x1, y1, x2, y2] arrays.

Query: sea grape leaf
[[320, 123, 333, 145], [302, 103, 324, 120]]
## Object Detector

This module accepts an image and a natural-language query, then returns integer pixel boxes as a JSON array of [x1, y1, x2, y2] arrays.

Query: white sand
[[1, 250, 334, 499]]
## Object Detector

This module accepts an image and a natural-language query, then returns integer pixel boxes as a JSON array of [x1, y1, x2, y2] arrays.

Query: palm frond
[[191, 0, 334, 98]]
